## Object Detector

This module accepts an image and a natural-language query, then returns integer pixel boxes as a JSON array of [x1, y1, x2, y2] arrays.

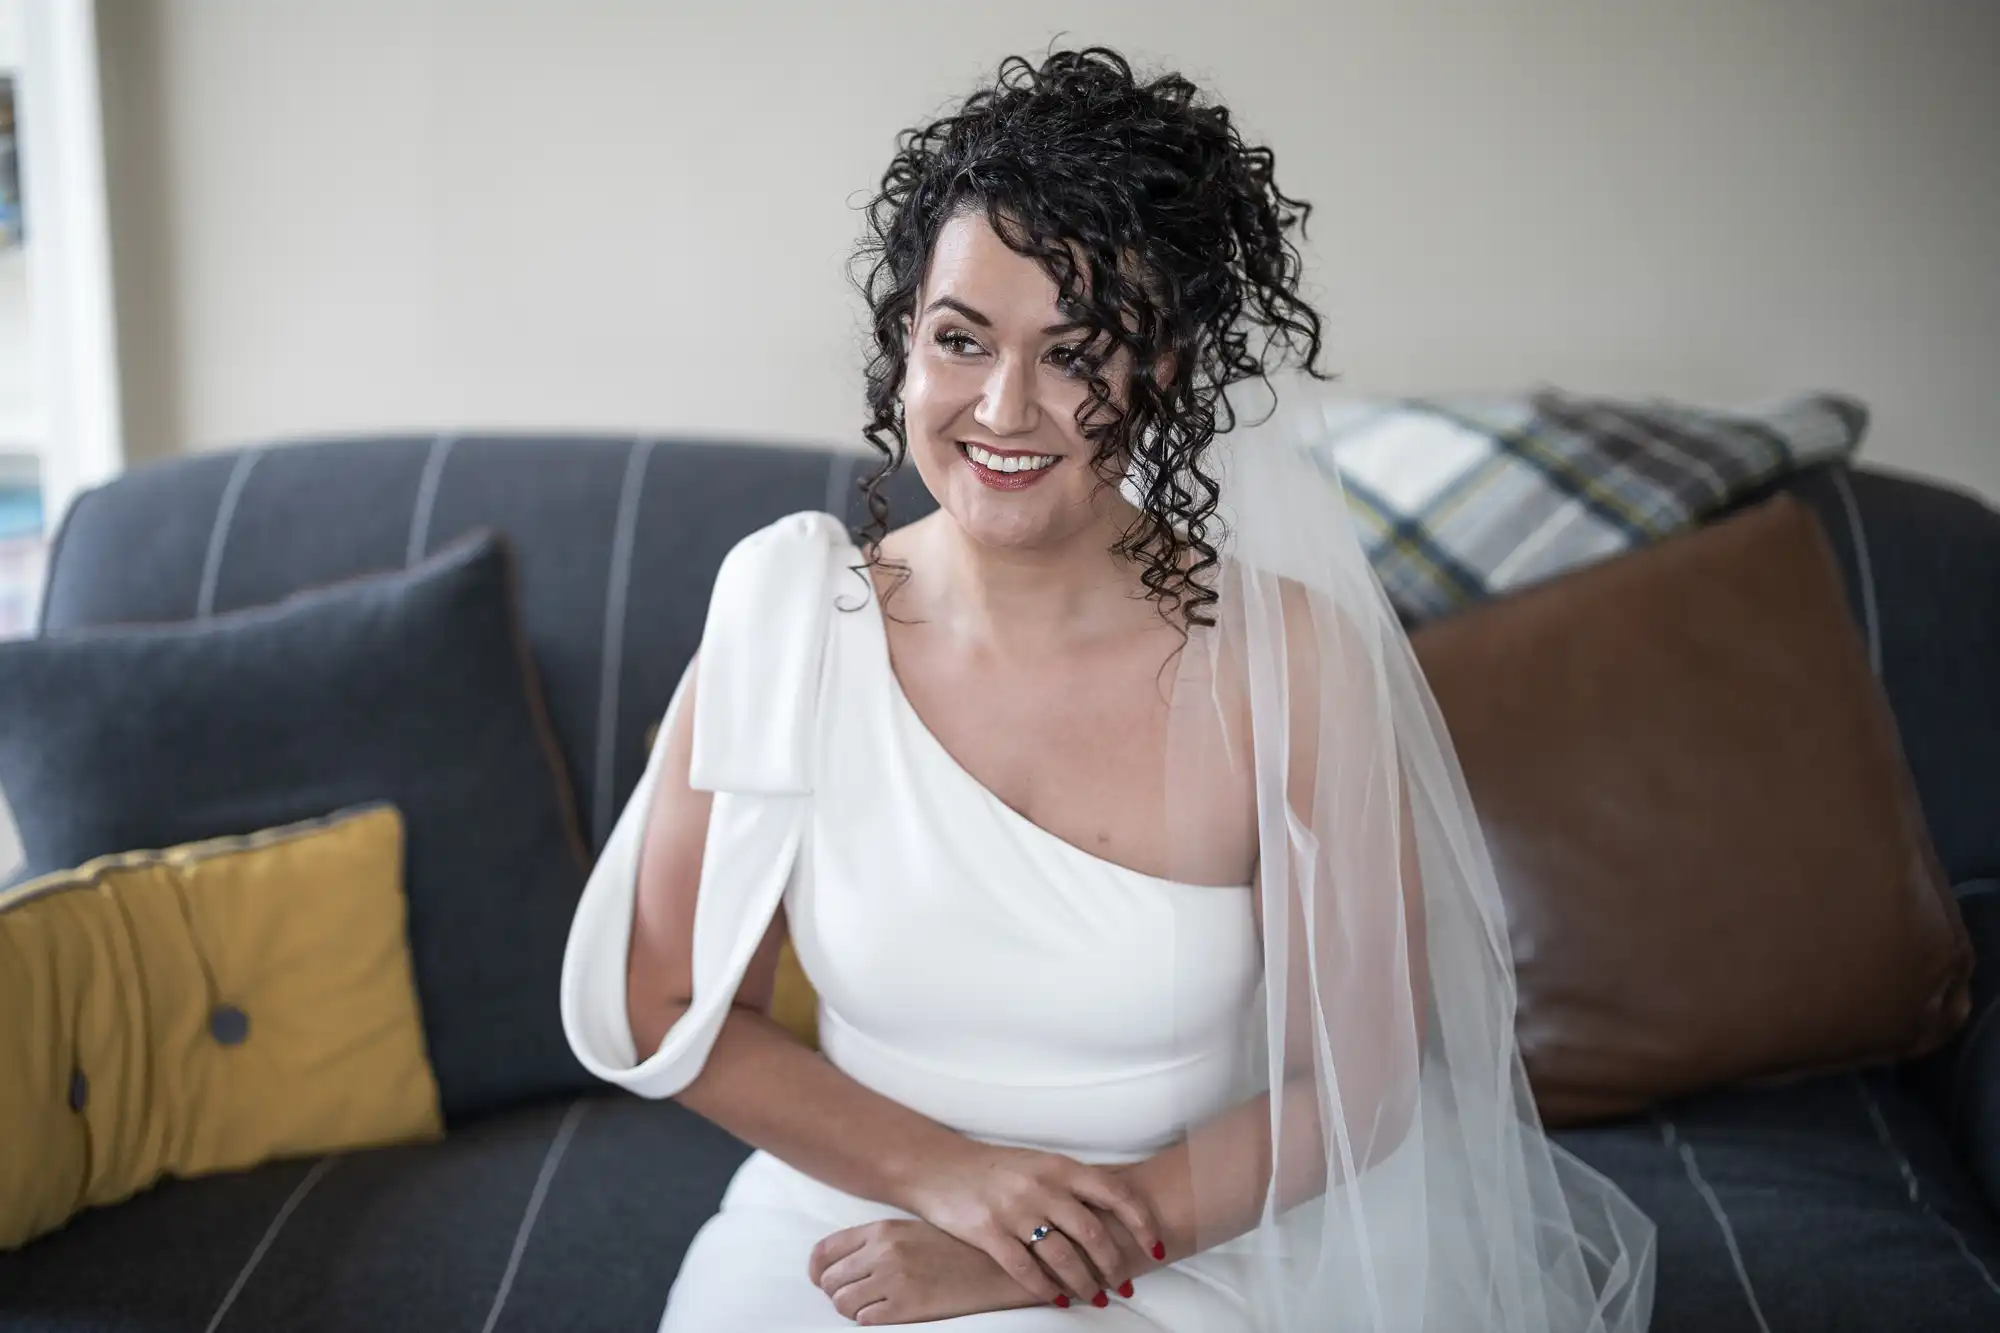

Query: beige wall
[[98, 0, 1999, 500]]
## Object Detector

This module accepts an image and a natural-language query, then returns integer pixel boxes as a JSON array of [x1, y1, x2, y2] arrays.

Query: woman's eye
[[934, 330, 981, 357], [1047, 345, 1099, 377]]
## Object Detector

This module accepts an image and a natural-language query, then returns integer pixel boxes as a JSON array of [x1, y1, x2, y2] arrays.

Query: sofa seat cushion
[[0, 1095, 749, 1333], [2, 1075, 1996, 1331], [1559, 1070, 2000, 1331]]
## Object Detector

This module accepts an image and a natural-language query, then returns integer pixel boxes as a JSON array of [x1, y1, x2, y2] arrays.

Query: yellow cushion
[[0, 805, 443, 1249], [770, 937, 819, 1049]]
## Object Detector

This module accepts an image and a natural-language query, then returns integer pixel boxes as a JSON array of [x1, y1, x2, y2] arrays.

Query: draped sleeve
[[559, 511, 850, 1099]]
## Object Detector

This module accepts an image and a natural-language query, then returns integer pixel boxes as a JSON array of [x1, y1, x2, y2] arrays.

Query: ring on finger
[[1026, 1222, 1056, 1246]]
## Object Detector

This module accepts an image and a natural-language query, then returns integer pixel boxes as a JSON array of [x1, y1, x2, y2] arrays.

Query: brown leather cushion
[[1413, 494, 1973, 1126]]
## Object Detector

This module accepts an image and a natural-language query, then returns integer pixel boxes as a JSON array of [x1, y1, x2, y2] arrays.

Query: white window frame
[[17, 0, 120, 536]]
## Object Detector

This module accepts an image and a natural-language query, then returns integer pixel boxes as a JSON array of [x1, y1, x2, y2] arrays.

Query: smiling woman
[[896, 217, 1142, 534], [561, 46, 1654, 1332], [849, 52, 1324, 626]]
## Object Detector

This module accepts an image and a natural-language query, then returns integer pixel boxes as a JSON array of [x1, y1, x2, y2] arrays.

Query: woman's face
[[902, 211, 1132, 550]]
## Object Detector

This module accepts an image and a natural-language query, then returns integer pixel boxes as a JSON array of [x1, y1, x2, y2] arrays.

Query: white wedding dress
[[564, 497, 1652, 1331], [561, 511, 1340, 1330]]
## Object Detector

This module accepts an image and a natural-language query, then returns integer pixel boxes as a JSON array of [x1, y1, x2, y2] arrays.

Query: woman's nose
[[973, 354, 1038, 437]]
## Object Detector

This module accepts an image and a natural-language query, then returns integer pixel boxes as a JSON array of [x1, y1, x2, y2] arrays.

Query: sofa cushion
[[0, 806, 441, 1251], [1413, 494, 1972, 1125], [1320, 388, 1867, 623], [0, 534, 592, 1119], [0, 1078, 1991, 1332], [0, 1095, 749, 1333], [1558, 1072, 2000, 1331]]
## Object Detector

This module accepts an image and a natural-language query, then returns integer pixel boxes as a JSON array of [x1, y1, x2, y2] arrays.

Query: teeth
[[965, 443, 1057, 473]]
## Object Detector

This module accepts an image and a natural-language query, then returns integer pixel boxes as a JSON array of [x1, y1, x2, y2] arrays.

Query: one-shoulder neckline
[[845, 544, 1250, 896]]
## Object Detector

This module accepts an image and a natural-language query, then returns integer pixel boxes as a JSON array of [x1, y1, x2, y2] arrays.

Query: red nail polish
[[1092, 1290, 1109, 1308], [1151, 1241, 1166, 1261], [1118, 1279, 1135, 1298], [1053, 1294, 1069, 1308]]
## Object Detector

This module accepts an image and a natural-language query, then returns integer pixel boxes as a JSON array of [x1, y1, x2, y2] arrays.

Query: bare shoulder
[[1202, 568, 1391, 804]]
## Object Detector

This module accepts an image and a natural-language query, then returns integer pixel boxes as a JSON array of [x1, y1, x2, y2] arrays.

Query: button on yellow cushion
[[0, 805, 443, 1249]]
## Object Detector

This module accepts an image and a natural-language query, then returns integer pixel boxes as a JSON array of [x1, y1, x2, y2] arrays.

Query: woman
[[562, 48, 1656, 1330]]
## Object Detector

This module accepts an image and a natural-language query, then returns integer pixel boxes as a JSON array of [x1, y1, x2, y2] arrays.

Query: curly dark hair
[[851, 46, 1327, 626]]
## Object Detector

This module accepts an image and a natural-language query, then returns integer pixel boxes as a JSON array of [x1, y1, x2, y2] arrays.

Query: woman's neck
[[897, 498, 1149, 653]]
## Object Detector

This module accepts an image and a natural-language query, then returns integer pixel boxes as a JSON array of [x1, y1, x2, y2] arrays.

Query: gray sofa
[[3, 435, 1997, 1331]]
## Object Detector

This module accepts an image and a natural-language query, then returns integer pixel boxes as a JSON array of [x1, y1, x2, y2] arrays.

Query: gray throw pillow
[[0, 532, 592, 1120]]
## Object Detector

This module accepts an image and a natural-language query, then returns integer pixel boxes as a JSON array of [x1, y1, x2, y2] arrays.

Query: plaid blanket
[[1314, 388, 1867, 624]]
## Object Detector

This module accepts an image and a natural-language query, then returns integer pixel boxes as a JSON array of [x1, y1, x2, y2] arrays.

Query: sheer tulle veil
[[1145, 384, 1657, 1331]]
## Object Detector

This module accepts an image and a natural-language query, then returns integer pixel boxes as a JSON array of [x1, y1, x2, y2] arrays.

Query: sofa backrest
[[39, 436, 936, 855], [38, 436, 2000, 885]]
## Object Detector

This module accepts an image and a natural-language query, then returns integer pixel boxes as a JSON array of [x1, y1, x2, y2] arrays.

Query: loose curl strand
[[851, 46, 1327, 627]]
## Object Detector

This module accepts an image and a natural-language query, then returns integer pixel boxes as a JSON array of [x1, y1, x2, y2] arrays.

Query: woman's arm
[[1124, 779, 1428, 1262], [626, 658, 1158, 1306], [628, 656, 974, 1199]]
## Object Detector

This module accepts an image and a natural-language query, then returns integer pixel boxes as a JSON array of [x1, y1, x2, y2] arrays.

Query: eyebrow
[[923, 296, 1085, 337]]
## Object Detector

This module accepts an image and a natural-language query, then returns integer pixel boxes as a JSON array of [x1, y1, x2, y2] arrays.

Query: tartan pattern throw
[[1314, 388, 1867, 624]]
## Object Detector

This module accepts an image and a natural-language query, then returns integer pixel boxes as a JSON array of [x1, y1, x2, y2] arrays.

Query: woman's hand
[[810, 1219, 1050, 1324], [896, 1143, 1164, 1305]]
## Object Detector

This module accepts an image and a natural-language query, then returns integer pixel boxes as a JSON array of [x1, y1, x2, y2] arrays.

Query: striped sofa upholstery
[[4, 436, 1997, 1332], [38, 435, 939, 858]]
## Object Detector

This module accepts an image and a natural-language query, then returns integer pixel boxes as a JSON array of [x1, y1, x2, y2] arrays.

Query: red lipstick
[[959, 441, 1059, 492]]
